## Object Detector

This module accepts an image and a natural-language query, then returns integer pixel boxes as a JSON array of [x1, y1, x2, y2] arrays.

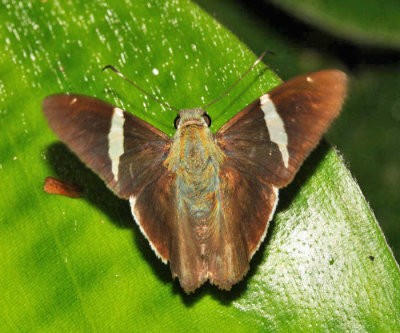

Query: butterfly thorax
[[165, 109, 225, 241]]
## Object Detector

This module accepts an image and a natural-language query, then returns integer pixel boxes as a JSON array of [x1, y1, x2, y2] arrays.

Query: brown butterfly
[[43, 60, 347, 293]]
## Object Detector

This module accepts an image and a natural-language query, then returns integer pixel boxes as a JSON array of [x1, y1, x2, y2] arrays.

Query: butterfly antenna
[[202, 51, 271, 110], [102, 65, 180, 112]]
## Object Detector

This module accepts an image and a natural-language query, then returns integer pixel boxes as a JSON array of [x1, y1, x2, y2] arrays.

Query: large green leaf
[[1, 0, 399, 331]]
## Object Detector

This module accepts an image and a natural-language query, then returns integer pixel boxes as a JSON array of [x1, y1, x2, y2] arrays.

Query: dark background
[[196, 0, 400, 261]]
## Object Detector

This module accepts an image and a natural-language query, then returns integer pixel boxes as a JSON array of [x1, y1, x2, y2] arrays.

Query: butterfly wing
[[217, 70, 347, 187], [43, 94, 173, 262], [209, 70, 347, 287], [207, 162, 279, 290]]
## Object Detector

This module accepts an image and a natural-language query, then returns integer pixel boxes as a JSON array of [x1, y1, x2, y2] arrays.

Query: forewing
[[216, 70, 347, 188], [43, 94, 176, 264], [43, 94, 171, 198]]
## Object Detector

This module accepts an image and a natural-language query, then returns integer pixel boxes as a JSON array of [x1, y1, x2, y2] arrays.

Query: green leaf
[[268, 0, 400, 49], [0, 0, 399, 331]]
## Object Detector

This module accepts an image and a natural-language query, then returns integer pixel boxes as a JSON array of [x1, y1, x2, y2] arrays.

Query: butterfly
[[43, 66, 347, 293]]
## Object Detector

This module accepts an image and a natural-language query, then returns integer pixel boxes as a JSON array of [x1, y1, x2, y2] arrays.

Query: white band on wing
[[260, 94, 289, 168], [108, 107, 125, 181]]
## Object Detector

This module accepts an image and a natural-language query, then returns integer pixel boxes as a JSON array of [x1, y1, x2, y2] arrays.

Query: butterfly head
[[174, 108, 211, 129]]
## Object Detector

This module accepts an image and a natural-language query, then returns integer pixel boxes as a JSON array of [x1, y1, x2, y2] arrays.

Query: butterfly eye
[[174, 115, 181, 129], [203, 113, 211, 127]]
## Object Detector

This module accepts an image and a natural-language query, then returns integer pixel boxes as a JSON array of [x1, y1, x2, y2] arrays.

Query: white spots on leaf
[[120, 52, 126, 64], [13, 29, 20, 41], [152, 68, 159, 75], [95, 27, 106, 43], [169, 17, 178, 26], [20, 111, 28, 134]]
